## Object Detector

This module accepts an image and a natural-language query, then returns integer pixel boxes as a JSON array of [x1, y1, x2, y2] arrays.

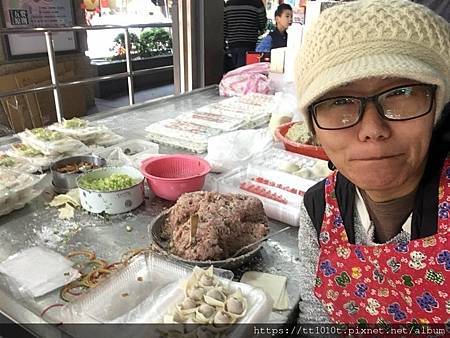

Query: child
[[256, 4, 293, 52]]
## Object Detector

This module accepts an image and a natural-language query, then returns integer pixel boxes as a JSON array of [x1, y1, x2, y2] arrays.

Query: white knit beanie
[[295, 0, 450, 132]]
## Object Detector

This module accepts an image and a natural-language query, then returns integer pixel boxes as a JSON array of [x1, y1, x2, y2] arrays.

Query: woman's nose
[[357, 101, 392, 142]]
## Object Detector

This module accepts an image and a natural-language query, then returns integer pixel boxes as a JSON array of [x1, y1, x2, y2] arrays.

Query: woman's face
[[276, 10, 293, 31], [313, 77, 436, 200]]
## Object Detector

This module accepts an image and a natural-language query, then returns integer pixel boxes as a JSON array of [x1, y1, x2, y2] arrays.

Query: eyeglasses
[[309, 84, 437, 130]]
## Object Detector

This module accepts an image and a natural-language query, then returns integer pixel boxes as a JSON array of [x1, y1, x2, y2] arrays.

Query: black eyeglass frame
[[308, 84, 437, 130]]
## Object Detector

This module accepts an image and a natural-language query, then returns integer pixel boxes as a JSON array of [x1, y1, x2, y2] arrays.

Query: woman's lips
[[350, 154, 403, 161]]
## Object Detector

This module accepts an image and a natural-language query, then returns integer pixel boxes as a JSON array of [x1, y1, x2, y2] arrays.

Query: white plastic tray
[[58, 254, 244, 324]]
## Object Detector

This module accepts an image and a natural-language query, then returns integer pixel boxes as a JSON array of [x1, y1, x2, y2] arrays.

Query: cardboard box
[[0, 61, 87, 132]]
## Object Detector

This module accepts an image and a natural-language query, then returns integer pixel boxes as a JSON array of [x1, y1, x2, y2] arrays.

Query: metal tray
[[149, 210, 263, 270]]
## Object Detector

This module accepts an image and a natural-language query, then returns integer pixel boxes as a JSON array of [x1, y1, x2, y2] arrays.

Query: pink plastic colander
[[140, 154, 211, 201]]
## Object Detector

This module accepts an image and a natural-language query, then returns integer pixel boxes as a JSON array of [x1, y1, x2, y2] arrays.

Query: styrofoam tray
[[216, 165, 317, 226], [57, 254, 238, 324]]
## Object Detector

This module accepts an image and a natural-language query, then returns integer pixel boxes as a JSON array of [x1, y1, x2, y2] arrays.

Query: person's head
[[275, 4, 293, 32], [294, 0, 450, 200]]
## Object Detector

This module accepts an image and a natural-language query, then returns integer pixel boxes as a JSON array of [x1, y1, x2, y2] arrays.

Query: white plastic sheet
[[0, 247, 80, 298]]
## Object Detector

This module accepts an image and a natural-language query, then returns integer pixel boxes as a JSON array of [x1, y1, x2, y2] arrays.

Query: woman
[[295, 0, 450, 324], [256, 4, 293, 52]]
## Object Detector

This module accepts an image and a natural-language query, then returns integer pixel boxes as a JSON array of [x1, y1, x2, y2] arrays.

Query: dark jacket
[[224, 0, 267, 49]]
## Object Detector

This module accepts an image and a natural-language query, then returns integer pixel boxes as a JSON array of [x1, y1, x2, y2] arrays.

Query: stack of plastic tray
[[233, 92, 276, 106], [176, 111, 248, 132], [197, 104, 270, 129], [145, 119, 222, 153], [216, 164, 317, 226]]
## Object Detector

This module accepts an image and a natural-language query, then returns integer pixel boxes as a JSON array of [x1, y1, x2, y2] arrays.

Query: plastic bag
[[0, 247, 80, 298], [267, 92, 298, 138], [0, 152, 40, 173], [97, 147, 134, 167], [205, 129, 273, 173], [219, 62, 273, 97], [7, 142, 62, 171], [48, 119, 109, 143], [18, 129, 91, 156], [92, 131, 125, 147], [0, 168, 46, 217]]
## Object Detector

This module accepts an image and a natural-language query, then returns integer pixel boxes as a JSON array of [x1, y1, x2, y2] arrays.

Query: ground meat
[[163, 191, 269, 261]]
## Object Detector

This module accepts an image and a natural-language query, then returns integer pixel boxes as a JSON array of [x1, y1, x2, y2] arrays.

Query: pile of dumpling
[[164, 266, 247, 325]]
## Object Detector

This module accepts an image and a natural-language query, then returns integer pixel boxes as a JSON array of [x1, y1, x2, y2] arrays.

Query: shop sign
[[1, 0, 77, 58]]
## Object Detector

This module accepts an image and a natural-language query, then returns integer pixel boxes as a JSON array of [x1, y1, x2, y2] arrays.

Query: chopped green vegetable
[[63, 118, 87, 129], [79, 173, 139, 192], [285, 122, 314, 145], [12, 143, 43, 157], [31, 128, 63, 141], [0, 154, 15, 167]]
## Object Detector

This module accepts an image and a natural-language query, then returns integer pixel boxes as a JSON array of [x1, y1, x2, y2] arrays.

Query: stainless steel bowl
[[51, 155, 106, 191], [149, 210, 263, 269]]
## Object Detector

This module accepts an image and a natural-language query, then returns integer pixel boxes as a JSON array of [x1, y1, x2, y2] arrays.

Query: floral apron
[[314, 158, 450, 325]]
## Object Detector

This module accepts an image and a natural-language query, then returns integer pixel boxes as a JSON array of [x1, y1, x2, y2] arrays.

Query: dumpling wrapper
[[240, 271, 288, 310]]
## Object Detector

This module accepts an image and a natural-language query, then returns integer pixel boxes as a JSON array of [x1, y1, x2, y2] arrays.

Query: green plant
[[138, 28, 173, 57], [110, 28, 173, 60], [110, 32, 140, 60]]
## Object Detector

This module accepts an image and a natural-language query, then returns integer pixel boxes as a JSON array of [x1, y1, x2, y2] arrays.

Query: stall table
[[0, 86, 302, 337]]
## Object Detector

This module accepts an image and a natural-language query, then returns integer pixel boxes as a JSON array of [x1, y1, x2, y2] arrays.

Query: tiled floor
[[87, 84, 175, 115]]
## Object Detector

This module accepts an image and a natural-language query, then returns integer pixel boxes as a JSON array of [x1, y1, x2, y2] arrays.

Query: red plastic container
[[140, 154, 211, 201], [275, 122, 329, 161]]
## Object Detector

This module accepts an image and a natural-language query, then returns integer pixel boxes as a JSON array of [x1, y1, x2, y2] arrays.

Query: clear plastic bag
[[0, 152, 40, 173], [92, 131, 125, 147], [205, 129, 273, 173], [7, 142, 62, 171], [18, 129, 91, 156], [48, 119, 109, 143], [98, 147, 134, 167], [0, 168, 46, 217]]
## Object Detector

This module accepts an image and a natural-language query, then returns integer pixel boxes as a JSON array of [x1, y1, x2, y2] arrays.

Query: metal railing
[[0, 23, 173, 123]]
